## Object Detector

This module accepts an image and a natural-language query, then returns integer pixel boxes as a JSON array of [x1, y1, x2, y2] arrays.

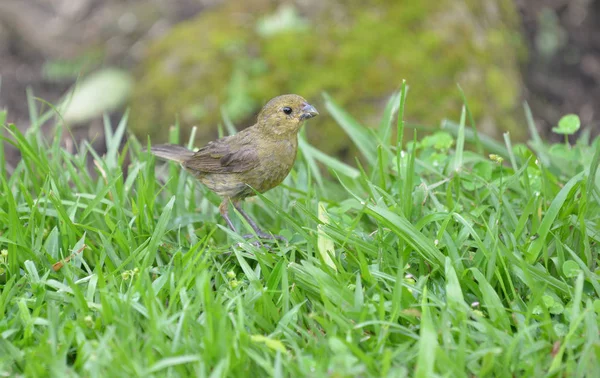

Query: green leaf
[[562, 260, 580, 278], [317, 202, 337, 271], [552, 114, 581, 135], [420, 132, 454, 151]]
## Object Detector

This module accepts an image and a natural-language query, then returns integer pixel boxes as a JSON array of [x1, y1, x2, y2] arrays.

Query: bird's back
[[187, 130, 298, 199]]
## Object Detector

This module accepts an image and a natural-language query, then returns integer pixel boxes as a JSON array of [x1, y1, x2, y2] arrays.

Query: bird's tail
[[150, 144, 194, 163]]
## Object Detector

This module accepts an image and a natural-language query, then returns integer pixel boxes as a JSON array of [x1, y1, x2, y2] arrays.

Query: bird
[[151, 94, 319, 240]]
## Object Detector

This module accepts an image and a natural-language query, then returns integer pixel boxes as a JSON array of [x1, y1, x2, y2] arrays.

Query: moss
[[130, 0, 525, 157]]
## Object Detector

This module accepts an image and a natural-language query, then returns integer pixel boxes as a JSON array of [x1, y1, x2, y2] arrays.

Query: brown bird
[[151, 94, 319, 239]]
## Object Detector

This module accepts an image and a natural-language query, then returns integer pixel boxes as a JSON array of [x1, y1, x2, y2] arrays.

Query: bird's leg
[[232, 200, 263, 234], [233, 200, 287, 242], [219, 198, 238, 232]]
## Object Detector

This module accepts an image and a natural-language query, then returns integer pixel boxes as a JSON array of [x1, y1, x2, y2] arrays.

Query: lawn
[[1, 84, 599, 377]]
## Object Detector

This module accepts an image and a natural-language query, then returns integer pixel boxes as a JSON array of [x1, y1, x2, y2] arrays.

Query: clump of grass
[[0, 83, 599, 376]]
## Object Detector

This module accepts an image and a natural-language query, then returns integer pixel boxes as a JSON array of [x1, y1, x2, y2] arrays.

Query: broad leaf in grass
[[552, 114, 580, 135]]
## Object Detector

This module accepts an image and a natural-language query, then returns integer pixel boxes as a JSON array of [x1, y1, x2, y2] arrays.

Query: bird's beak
[[300, 104, 319, 120]]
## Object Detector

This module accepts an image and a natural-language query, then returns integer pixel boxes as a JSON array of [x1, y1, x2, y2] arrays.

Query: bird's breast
[[247, 138, 298, 194]]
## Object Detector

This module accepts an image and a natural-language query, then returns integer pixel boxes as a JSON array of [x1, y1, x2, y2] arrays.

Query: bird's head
[[256, 94, 319, 136]]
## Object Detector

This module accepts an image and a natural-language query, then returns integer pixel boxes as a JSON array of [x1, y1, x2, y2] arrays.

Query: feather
[[151, 144, 194, 163], [183, 139, 260, 173]]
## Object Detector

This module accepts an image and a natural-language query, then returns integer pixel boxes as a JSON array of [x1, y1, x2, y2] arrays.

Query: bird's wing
[[183, 137, 260, 174]]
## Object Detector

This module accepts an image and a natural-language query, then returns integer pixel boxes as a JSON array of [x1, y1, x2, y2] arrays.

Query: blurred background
[[1, 0, 598, 170]]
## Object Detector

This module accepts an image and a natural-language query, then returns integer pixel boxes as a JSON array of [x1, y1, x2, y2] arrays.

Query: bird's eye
[[282, 107, 293, 115]]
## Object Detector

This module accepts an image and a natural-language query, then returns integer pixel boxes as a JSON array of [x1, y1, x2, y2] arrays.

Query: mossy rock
[[130, 0, 525, 158]]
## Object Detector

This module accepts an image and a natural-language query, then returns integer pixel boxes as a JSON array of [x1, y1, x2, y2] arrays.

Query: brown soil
[[517, 0, 600, 140], [0, 0, 212, 172]]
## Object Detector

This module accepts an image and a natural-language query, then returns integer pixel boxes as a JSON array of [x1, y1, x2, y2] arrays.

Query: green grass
[[1, 84, 600, 377]]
